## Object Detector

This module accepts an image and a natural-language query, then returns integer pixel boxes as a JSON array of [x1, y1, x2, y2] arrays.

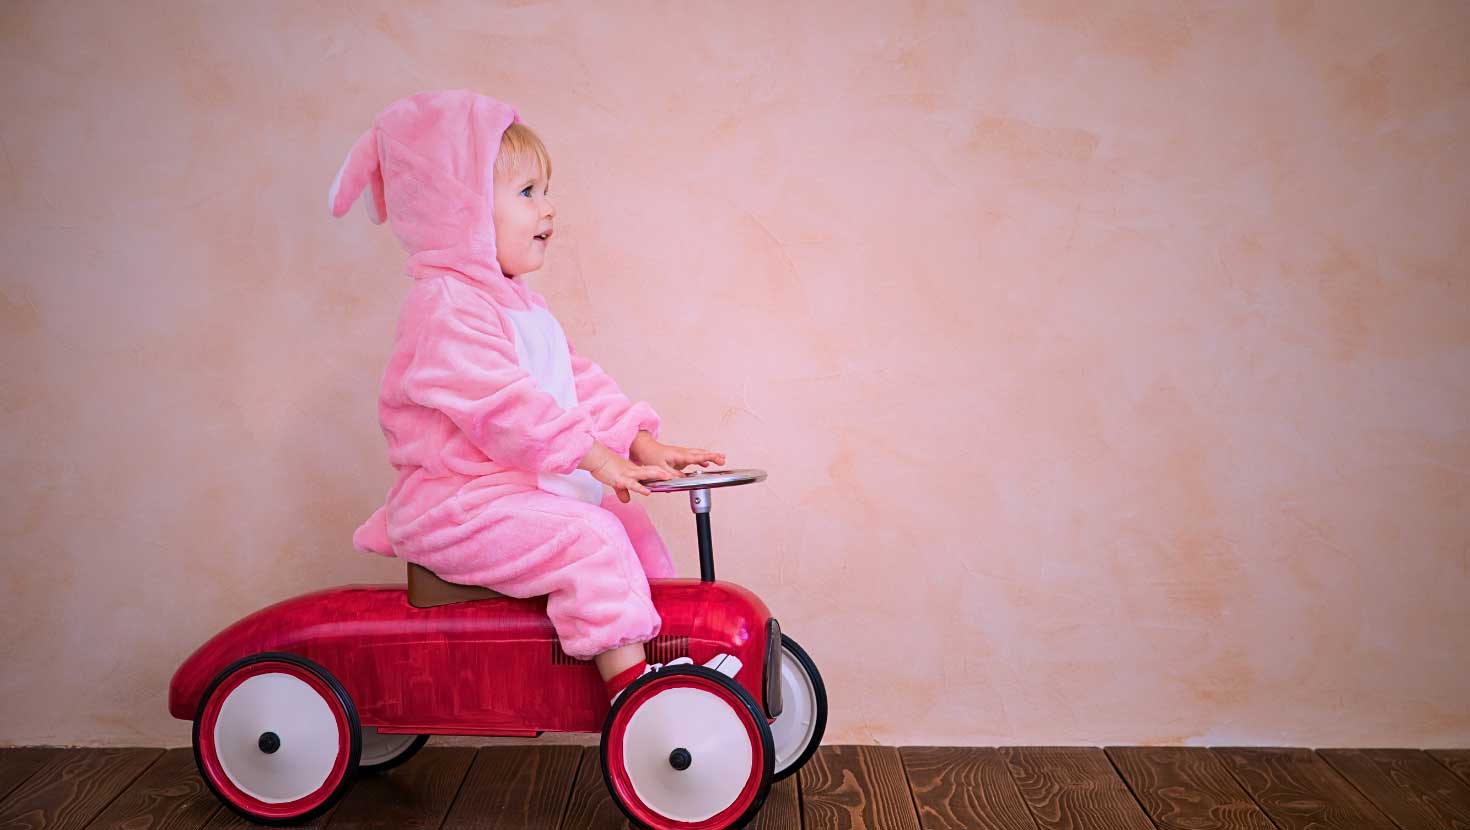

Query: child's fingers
[[685, 451, 724, 467], [623, 473, 660, 493], [671, 450, 716, 466]]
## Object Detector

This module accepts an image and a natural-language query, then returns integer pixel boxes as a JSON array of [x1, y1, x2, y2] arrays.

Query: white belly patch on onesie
[[502, 304, 605, 505]]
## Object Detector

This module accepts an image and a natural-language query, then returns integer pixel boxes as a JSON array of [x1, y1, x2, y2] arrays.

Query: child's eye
[[520, 185, 533, 197]]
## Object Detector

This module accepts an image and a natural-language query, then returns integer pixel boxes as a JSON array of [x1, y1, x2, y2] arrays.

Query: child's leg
[[397, 488, 663, 664], [597, 642, 650, 701], [598, 490, 676, 579], [594, 642, 646, 681], [590, 496, 673, 697]]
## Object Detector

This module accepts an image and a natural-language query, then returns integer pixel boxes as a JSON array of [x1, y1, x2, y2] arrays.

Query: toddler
[[329, 90, 724, 701]]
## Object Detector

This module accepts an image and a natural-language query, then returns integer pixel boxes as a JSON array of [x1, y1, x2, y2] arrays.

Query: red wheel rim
[[197, 659, 353, 820]]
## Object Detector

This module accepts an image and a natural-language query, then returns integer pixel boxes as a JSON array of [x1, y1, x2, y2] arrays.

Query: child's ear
[[328, 128, 387, 224]]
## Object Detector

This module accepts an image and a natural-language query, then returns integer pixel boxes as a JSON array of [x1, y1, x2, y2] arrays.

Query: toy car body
[[169, 469, 825, 829], [169, 577, 783, 737]]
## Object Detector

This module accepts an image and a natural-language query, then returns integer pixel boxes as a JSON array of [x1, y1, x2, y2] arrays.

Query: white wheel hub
[[213, 672, 343, 804], [621, 685, 754, 823], [360, 727, 418, 766], [771, 645, 819, 773]]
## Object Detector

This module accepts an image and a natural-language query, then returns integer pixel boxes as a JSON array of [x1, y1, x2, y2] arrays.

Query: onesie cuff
[[548, 428, 599, 476], [598, 403, 661, 457]]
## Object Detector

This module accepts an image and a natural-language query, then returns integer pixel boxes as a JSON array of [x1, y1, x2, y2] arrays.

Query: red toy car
[[169, 469, 827, 829]]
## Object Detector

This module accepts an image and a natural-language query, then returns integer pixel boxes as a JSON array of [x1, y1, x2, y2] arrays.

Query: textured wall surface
[[2, 0, 1467, 747]]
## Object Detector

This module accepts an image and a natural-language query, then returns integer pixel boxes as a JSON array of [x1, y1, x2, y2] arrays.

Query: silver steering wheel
[[642, 468, 767, 492]]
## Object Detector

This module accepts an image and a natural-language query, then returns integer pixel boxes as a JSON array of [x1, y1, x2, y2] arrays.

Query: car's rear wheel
[[601, 665, 773, 829], [358, 728, 429, 775], [193, 652, 360, 826]]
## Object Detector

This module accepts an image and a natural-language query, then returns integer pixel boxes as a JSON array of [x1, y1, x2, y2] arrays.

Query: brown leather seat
[[406, 562, 505, 608]]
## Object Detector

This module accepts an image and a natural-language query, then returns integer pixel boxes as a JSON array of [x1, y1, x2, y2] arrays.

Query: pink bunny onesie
[[329, 90, 673, 660]]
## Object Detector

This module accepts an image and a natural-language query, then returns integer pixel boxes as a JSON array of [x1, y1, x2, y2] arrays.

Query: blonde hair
[[495, 122, 553, 182]]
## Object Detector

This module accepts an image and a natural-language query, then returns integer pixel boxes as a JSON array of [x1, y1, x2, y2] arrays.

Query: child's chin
[[499, 257, 544, 276]]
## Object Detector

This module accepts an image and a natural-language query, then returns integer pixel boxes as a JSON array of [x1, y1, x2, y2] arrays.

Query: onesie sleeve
[[401, 295, 597, 475], [568, 337, 661, 458]]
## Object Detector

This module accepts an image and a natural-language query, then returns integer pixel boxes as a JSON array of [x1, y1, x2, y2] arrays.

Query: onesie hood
[[328, 89, 536, 308]]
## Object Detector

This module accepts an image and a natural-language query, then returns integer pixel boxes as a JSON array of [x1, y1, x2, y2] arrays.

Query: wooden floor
[[2, 744, 1469, 829]]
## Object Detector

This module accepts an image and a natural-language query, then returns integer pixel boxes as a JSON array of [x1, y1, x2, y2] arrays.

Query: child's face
[[492, 158, 555, 277]]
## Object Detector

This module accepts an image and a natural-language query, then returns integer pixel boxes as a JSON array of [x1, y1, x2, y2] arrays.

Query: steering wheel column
[[641, 469, 767, 583]]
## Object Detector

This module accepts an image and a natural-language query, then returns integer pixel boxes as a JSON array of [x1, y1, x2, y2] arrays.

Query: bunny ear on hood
[[328, 127, 387, 224]]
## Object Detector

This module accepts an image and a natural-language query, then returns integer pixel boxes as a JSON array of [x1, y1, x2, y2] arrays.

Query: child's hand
[[580, 441, 675, 503], [630, 432, 727, 478]]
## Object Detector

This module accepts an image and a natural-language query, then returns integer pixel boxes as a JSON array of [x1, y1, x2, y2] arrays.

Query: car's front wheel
[[601, 665, 773, 829]]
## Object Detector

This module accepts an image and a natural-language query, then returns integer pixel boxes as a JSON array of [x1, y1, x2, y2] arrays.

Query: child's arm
[[567, 337, 661, 458], [401, 298, 596, 475]]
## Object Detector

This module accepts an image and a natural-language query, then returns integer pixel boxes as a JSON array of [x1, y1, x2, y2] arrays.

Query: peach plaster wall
[[1, 0, 1467, 748]]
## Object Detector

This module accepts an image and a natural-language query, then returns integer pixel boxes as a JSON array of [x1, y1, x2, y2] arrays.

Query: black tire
[[192, 652, 361, 827], [772, 634, 828, 781]]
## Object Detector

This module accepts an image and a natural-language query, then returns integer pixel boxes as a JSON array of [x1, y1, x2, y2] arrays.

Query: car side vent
[[646, 634, 690, 665], [551, 634, 689, 666], [550, 642, 578, 666]]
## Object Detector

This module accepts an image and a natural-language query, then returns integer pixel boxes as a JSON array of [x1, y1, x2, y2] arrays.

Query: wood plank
[[0, 748, 162, 829], [326, 746, 476, 830], [1107, 747, 1274, 830], [900, 746, 1039, 830], [800, 744, 921, 830], [441, 745, 582, 830], [558, 746, 629, 829], [998, 747, 1154, 830], [1212, 747, 1395, 830], [81, 747, 223, 829], [1430, 751, 1470, 789], [1318, 748, 1470, 830], [747, 775, 801, 830], [0, 749, 62, 804]]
